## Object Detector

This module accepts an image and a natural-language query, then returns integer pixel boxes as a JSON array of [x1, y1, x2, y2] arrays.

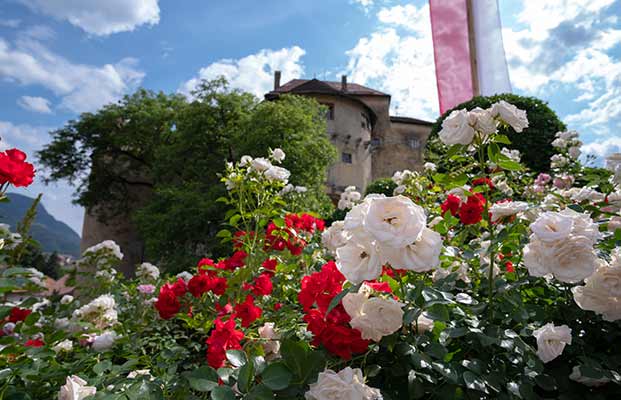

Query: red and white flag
[[429, 0, 512, 114]]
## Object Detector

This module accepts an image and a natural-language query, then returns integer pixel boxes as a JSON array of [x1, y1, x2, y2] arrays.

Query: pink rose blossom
[[137, 284, 156, 295]]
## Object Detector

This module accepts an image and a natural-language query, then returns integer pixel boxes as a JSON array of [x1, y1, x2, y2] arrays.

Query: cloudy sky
[[1, 0, 619, 234]]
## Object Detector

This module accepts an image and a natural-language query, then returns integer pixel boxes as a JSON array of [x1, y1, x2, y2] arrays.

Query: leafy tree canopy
[[425, 93, 566, 172], [364, 178, 397, 197], [38, 79, 336, 272]]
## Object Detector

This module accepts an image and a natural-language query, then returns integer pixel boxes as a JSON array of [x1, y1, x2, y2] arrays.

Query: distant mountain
[[0, 193, 81, 257]]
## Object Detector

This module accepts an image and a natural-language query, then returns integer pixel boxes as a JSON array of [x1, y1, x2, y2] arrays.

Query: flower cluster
[[441, 192, 487, 225], [552, 130, 582, 159], [572, 248, 621, 321], [225, 148, 290, 190], [0, 148, 35, 190], [265, 213, 325, 255], [438, 100, 528, 146], [305, 367, 381, 400], [337, 186, 361, 210], [299, 261, 370, 359], [524, 209, 600, 283]]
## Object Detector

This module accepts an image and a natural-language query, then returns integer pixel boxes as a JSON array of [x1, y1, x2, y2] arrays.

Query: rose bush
[[2, 105, 621, 400]]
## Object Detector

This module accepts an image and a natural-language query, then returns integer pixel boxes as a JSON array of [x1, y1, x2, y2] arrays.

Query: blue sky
[[1, 0, 620, 234]]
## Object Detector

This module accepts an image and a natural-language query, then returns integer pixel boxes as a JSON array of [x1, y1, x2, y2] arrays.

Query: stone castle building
[[265, 72, 433, 197], [81, 74, 433, 274]]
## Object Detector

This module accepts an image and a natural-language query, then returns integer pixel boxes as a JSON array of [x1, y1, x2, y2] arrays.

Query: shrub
[[364, 178, 397, 196], [426, 93, 566, 171]]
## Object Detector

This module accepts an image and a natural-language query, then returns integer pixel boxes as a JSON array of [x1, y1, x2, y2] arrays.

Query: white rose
[[343, 287, 404, 342], [321, 221, 350, 254], [83, 240, 123, 260], [572, 260, 621, 321], [551, 138, 567, 148], [60, 295, 74, 305], [439, 109, 475, 146], [569, 366, 611, 387], [338, 199, 352, 211], [432, 262, 470, 283], [264, 166, 290, 183], [270, 148, 285, 162], [305, 367, 382, 400], [176, 271, 193, 283], [568, 146, 581, 159], [423, 162, 437, 172], [381, 228, 442, 272], [532, 323, 572, 363], [91, 331, 118, 352], [55, 317, 71, 331], [295, 186, 307, 193], [336, 238, 382, 284], [53, 339, 73, 353], [468, 107, 497, 136], [59, 375, 97, 400], [489, 201, 529, 222], [363, 196, 426, 248], [529, 212, 573, 242], [491, 100, 529, 132], [500, 147, 521, 162], [524, 235, 598, 283], [559, 208, 601, 243], [136, 262, 160, 281], [240, 155, 253, 166], [259, 322, 281, 359], [250, 157, 272, 172], [393, 185, 406, 195], [413, 313, 434, 333], [343, 194, 384, 233]]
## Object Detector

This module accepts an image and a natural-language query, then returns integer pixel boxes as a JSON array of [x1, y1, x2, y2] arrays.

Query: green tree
[[425, 93, 566, 171], [38, 79, 335, 273], [364, 178, 397, 197]]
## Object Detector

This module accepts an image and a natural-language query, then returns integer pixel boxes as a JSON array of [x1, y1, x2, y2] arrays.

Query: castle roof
[[265, 78, 390, 98]]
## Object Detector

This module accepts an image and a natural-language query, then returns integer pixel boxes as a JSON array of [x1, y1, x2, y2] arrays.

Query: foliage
[[364, 178, 397, 197], [4, 110, 621, 400], [38, 79, 335, 272], [426, 93, 566, 172]]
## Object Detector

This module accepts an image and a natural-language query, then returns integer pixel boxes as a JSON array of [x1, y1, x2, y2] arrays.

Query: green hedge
[[426, 93, 566, 171]]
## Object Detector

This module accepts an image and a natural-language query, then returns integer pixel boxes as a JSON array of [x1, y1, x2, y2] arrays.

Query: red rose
[[298, 261, 344, 313], [261, 258, 277, 274], [365, 281, 392, 294], [171, 278, 187, 297], [319, 325, 369, 360], [154, 284, 182, 319], [9, 307, 32, 323], [206, 318, 243, 369], [250, 273, 273, 296], [222, 251, 248, 270], [24, 338, 44, 348], [188, 274, 214, 298], [215, 303, 233, 316], [234, 295, 262, 327], [472, 177, 494, 189], [0, 149, 35, 188], [197, 258, 216, 270], [273, 303, 282, 311], [441, 194, 461, 216], [459, 193, 486, 225]]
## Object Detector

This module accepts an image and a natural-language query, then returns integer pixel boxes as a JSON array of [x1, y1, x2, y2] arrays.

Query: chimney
[[341, 75, 347, 91], [274, 70, 281, 90]]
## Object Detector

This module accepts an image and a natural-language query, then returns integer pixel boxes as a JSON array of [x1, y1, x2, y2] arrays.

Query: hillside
[[0, 193, 81, 257]]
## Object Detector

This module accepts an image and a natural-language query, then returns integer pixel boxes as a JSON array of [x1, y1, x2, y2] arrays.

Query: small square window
[[321, 103, 335, 120], [341, 152, 352, 163], [408, 138, 421, 149]]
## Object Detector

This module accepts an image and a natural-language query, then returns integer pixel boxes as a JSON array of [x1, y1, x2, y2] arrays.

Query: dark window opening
[[341, 152, 352, 163], [321, 103, 335, 120]]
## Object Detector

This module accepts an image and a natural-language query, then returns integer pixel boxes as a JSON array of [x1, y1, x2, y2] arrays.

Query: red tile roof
[[268, 79, 389, 97]]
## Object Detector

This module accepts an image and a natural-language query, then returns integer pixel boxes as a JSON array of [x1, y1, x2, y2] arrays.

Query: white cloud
[[17, 95, 52, 113], [351, 0, 374, 13], [0, 121, 49, 152], [0, 19, 21, 28], [501, 0, 621, 143], [19, 0, 160, 36], [582, 137, 621, 159], [179, 46, 306, 98], [0, 37, 144, 113], [345, 4, 438, 120]]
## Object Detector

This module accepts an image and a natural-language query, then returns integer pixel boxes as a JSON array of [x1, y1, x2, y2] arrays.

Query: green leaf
[[183, 366, 219, 392], [211, 386, 235, 400], [494, 134, 512, 144], [226, 350, 247, 367], [93, 360, 112, 375], [497, 157, 522, 171], [216, 229, 232, 238], [326, 283, 361, 315], [534, 374, 557, 391], [237, 361, 255, 393], [487, 142, 500, 163], [261, 363, 292, 391], [463, 371, 487, 392], [245, 384, 274, 400]]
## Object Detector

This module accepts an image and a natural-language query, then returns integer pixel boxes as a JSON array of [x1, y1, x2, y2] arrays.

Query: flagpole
[[466, 0, 480, 97]]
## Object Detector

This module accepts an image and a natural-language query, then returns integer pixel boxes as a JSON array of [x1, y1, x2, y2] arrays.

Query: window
[[341, 152, 352, 163], [361, 113, 371, 130], [321, 103, 335, 120], [408, 138, 421, 149]]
